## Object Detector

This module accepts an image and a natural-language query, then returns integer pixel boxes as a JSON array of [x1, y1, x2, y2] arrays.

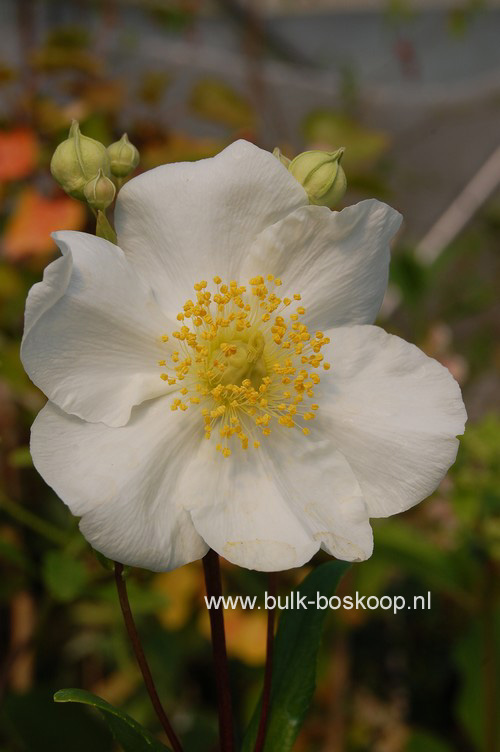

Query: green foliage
[[1, 689, 112, 752], [189, 78, 255, 129], [454, 610, 500, 751], [371, 519, 472, 597], [54, 689, 172, 751], [242, 561, 350, 752], [302, 110, 390, 171], [42, 549, 90, 602], [406, 729, 454, 752]]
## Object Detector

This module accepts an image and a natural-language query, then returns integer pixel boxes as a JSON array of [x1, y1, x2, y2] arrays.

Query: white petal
[[179, 420, 373, 570], [114, 140, 308, 315], [320, 325, 467, 517], [21, 231, 173, 428], [243, 199, 402, 330], [31, 398, 208, 571], [267, 425, 373, 562], [179, 440, 318, 571]]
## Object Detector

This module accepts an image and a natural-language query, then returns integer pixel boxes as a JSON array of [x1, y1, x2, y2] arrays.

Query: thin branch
[[254, 572, 277, 752], [113, 563, 183, 752], [202, 549, 234, 752]]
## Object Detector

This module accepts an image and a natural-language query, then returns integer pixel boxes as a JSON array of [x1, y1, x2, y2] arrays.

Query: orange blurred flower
[[153, 563, 201, 631], [3, 187, 86, 261], [199, 607, 267, 666], [154, 561, 268, 665], [0, 128, 39, 182]]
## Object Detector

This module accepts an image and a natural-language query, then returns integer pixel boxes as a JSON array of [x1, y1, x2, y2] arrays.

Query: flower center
[[157, 276, 330, 457]]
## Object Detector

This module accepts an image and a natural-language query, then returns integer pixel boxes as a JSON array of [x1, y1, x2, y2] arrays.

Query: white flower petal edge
[[243, 199, 403, 331], [320, 325, 467, 517], [178, 425, 373, 570], [30, 399, 374, 572], [114, 140, 308, 316], [266, 426, 374, 562], [21, 231, 173, 428], [30, 398, 208, 571]]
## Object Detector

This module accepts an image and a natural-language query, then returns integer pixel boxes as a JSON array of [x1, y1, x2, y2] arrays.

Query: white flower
[[21, 140, 466, 572]]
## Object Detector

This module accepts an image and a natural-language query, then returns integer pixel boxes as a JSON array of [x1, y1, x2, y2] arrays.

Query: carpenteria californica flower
[[21, 140, 466, 572]]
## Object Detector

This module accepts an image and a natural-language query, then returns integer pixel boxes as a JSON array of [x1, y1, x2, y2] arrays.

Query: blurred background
[[0, 1, 499, 751]]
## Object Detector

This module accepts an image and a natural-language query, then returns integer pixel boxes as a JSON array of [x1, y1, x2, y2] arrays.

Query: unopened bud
[[288, 147, 346, 208], [50, 120, 111, 200], [107, 133, 140, 178], [272, 146, 291, 168], [83, 169, 116, 211]]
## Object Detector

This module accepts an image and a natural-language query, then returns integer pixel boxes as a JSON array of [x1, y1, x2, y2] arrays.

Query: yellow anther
[[156, 273, 331, 456]]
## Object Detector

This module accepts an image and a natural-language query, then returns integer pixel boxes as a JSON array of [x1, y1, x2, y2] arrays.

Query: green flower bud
[[288, 147, 346, 208], [272, 146, 291, 168], [107, 133, 140, 178], [83, 169, 116, 211], [50, 120, 111, 200]]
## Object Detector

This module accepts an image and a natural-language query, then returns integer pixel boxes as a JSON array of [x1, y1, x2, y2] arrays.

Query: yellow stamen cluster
[[157, 275, 331, 457]]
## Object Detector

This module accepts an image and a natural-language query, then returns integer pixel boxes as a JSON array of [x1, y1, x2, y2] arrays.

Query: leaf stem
[[254, 572, 277, 752], [202, 549, 234, 752], [113, 563, 183, 752]]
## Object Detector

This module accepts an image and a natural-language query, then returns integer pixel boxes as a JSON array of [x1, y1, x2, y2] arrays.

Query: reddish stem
[[202, 550, 234, 752], [114, 563, 183, 752]]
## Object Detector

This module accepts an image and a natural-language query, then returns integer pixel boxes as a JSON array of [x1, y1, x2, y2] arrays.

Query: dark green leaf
[[2, 688, 112, 752], [54, 688, 172, 752], [242, 560, 350, 752]]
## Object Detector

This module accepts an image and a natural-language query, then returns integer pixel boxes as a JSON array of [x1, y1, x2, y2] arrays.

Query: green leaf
[[42, 549, 89, 602], [96, 210, 117, 243], [54, 688, 172, 752], [2, 688, 112, 752], [242, 560, 350, 752]]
